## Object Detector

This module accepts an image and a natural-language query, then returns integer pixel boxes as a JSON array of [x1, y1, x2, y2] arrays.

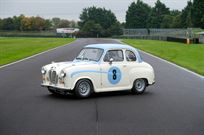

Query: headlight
[[60, 71, 66, 78], [41, 67, 46, 75]]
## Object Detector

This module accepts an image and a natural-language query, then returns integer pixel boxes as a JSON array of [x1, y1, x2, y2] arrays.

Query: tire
[[132, 79, 147, 94], [74, 79, 92, 98]]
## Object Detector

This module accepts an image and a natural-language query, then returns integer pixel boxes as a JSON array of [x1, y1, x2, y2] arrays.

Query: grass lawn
[[123, 39, 204, 76], [0, 37, 75, 66]]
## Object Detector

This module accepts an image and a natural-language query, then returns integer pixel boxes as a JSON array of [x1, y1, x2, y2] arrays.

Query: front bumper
[[41, 83, 73, 94], [41, 83, 69, 90]]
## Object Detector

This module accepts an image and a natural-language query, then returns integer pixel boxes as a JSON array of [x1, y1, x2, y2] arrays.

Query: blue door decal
[[108, 67, 121, 84]]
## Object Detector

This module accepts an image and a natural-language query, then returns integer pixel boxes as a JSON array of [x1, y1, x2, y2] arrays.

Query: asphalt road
[[0, 38, 204, 135]]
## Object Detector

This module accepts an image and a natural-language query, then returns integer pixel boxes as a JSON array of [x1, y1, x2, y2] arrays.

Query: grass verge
[[0, 37, 75, 66], [123, 39, 204, 76]]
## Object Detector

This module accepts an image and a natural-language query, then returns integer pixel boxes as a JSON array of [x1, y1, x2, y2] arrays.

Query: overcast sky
[[0, 0, 188, 22]]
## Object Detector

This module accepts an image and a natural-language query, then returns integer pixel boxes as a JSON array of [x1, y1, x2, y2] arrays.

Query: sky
[[0, 0, 188, 22]]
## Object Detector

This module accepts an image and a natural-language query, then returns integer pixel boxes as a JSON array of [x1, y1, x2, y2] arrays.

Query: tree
[[52, 17, 61, 28], [161, 15, 174, 28], [192, 0, 204, 28], [148, 0, 170, 28], [171, 14, 182, 28], [108, 22, 123, 36], [69, 20, 78, 28], [2, 17, 15, 30], [21, 16, 32, 30], [81, 20, 103, 37], [161, 10, 182, 28], [125, 0, 151, 28], [30, 16, 46, 31], [79, 6, 121, 37], [44, 19, 52, 30], [58, 19, 70, 28], [12, 16, 22, 30], [180, 1, 193, 28], [0, 18, 3, 30]]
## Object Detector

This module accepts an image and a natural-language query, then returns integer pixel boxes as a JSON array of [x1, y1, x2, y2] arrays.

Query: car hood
[[43, 60, 97, 73]]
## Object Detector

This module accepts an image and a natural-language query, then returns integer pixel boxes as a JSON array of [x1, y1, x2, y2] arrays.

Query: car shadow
[[42, 90, 153, 101]]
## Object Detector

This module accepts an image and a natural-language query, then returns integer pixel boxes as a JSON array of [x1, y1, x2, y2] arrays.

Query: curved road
[[0, 38, 204, 135]]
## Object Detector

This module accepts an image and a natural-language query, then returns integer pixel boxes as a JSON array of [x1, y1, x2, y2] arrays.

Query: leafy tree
[[161, 15, 174, 28], [171, 14, 182, 28], [79, 6, 117, 29], [79, 6, 121, 37], [30, 16, 47, 31], [125, 0, 151, 28], [108, 22, 123, 36], [2, 17, 15, 30], [58, 19, 70, 28], [12, 16, 22, 30], [44, 19, 52, 30], [192, 0, 204, 28], [0, 18, 2, 30], [170, 10, 181, 16], [52, 17, 61, 28], [180, 1, 193, 28], [21, 16, 32, 30], [69, 20, 78, 28], [81, 20, 103, 37], [148, 0, 170, 28]]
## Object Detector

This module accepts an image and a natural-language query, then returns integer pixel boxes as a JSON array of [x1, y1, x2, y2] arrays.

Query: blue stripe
[[71, 70, 107, 78]]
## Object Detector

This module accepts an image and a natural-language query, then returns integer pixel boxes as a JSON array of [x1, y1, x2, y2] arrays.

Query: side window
[[104, 50, 124, 62], [126, 50, 136, 61]]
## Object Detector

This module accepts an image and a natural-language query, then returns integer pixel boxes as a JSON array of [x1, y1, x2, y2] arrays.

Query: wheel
[[74, 79, 92, 98], [132, 79, 147, 94]]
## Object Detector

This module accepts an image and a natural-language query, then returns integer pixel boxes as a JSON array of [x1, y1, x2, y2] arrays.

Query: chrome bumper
[[41, 83, 70, 90]]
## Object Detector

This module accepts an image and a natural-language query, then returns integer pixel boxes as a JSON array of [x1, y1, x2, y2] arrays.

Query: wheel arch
[[72, 77, 95, 92], [132, 78, 149, 88]]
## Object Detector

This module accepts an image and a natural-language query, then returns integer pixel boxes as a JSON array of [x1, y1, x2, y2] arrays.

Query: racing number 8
[[108, 67, 121, 84], [112, 69, 117, 80]]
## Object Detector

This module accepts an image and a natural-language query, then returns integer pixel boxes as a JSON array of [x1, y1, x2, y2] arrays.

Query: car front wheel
[[74, 79, 92, 98], [132, 79, 147, 94]]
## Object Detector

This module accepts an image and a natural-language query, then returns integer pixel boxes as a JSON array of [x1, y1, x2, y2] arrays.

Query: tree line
[[0, 15, 77, 31], [126, 0, 204, 29], [0, 0, 203, 37]]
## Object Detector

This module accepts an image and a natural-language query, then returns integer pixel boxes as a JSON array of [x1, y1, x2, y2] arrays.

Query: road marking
[[0, 40, 76, 69], [116, 39, 204, 79]]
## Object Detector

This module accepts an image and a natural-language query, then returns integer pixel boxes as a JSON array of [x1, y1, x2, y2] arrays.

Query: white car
[[41, 44, 155, 98]]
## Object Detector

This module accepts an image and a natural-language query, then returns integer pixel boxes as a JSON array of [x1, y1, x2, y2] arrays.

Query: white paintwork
[[41, 44, 155, 93], [56, 28, 79, 34]]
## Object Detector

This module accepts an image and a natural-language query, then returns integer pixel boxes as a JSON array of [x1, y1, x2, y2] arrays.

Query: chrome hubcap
[[135, 79, 145, 92], [79, 82, 90, 95]]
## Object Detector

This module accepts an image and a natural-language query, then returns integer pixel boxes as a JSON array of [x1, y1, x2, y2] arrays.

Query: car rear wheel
[[132, 79, 147, 94], [74, 79, 92, 98]]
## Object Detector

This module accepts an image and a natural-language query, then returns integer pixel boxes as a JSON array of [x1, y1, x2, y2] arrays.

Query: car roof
[[85, 43, 137, 51]]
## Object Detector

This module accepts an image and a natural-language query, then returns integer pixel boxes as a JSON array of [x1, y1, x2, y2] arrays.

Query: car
[[41, 44, 155, 98]]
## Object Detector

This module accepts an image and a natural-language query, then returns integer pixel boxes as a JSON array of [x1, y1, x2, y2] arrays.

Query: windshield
[[76, 48, 103, 61]]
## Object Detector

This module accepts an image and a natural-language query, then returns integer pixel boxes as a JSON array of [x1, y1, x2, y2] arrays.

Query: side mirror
[[109, 58, 114, 64]]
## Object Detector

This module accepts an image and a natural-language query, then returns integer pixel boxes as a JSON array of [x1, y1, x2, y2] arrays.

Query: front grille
[[49, 70, 58, 84]]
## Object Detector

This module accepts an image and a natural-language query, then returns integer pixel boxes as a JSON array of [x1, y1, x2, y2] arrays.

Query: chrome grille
[[49, 70, 58, 84]]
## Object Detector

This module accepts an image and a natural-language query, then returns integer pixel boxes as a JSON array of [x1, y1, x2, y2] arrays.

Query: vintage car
[[41, 44, 155, 98]]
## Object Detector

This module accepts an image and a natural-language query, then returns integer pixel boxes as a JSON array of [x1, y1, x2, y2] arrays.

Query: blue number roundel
[[108, 67, 121, 84]]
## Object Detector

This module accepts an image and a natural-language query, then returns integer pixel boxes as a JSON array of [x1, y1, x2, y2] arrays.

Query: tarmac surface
[[0, 38, 204, 135]]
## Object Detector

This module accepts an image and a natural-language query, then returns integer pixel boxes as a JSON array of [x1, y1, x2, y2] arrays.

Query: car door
[[100, 49, 129, 91]]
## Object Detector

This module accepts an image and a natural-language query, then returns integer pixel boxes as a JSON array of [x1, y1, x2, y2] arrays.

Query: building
[[56, 28, 79, 38]]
